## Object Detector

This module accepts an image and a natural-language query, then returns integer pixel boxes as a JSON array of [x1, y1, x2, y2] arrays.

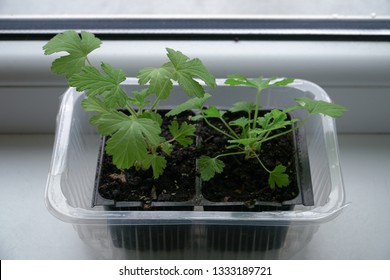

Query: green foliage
[[256, 110, 299, 132], [229, 101, 256, 114], [70, 63, 128, 108], [44, 31, 346, 193], [137, 48, 216, 99], [142, 154, 167, 179], [198, 75, 346, 190], [198, 156, 225, 181], [296, 97, 347, 118], [225, 75, 294, 92], [95, 113, 161, 169], [168, 120, 196, 147], [43, 31, 101, 78], [203, 106, 226, 118], [269, 165, 290, 189], [44, 31, 214, 179], [165, 93, 211, 116]]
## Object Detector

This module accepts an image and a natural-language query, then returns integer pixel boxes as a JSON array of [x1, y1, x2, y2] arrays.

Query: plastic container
[[45, 78, 346, 259]]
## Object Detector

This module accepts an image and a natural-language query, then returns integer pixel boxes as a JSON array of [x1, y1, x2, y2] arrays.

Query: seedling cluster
[[44, 31, 346, 189]]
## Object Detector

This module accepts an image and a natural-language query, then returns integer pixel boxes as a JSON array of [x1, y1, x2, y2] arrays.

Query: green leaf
[[95, 112, 161, 169], [165, 48, 216, 96], [140, 111, 163, 126], [203, 106, 225, 118], [43, 31, 101, 78], [160, 142, 173, 155], [296, 97, 347, 118], [137, 67, 173, 100], [269, 77, 295, 87], [225, 74, 254, 87], [168, 120, 196, 147], [229, 101, 256, 113], [142, 154, 167, 179], [225, 74, 294, 92], [198, 156, 225, 181], [257, 109, 297, 131], [69, 63, 128, 108], [137, 49, 216, 100], [129, 89, 151, 110], [165, 93, 211, 117], [229, 117, 250, 128], [190, 115, 203, 121], [81, 96, 110, 113], [268, 164, 290, 189]]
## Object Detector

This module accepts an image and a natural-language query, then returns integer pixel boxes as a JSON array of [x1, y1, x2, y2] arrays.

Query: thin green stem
[[215, 151, 246, 160], [259, 115, 310, 144], [86, 57, 93, 67], [252, 89, 261, 129], [126, 104, 138, 117], [149, 97, 161, 112], [219, 117, 240, 138], [203, 114, 236, 140], [253, 153, 272, 174]]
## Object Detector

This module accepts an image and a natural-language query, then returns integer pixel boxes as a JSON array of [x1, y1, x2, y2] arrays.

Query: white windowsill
[[0, 134, 389, 259]]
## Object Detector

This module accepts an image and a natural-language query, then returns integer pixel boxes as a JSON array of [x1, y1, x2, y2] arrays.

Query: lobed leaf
[[69, 63, 128, 108], [257, 109, 297, 132], [160, 142, 173, 155], [198, 156, 225, 181], [142, 154, 167, 179], [225, 74, 294, 92], [94, 112, 161, 169], [202, 106, 226, 119], [229, 101, 256, 113], [81, 96, 110, 113], [137, 48, 216, 100], [296, 97, 347, 118], [165, 93, 211, 116], [43, 31, 101, 78], [229, 117, 251, 128], [268, 164, 290, 189], [137, 67, 173, 100], [130, 89, 151, 110], [166, 48, 217, 92], [168, 120, 196, 147]]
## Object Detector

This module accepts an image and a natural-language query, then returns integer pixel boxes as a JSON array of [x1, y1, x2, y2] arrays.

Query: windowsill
[[0, 133, 389, 259]]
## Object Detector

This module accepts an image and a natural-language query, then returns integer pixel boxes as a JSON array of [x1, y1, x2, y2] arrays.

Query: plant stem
[[86, 57, 93, 67], [215, 151, 246, 160], [253, 153, 272, 173], [259, 115, 310, 144], [252, 89, 261, 129], [149, 97, 161, 112], [203, 114, 236, 140], [219, 117, 240, 138], [126, 104, 138, 117]]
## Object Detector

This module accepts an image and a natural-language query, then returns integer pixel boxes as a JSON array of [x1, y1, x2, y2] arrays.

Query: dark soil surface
[[97, 111, 197, 208], [199, 111, 299, 205], [96, 110, 300, 209]]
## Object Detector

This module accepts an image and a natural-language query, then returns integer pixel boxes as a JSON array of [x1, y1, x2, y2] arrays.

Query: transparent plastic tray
[[45, 78, 346, 258]]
